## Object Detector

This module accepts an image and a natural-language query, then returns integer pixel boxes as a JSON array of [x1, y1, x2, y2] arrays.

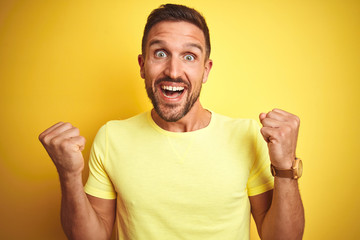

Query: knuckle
[[284, 125, 292, 132], [42, 135, 52, 145], [38, 133, 44, 141], [72, 127, 80, 135], [294, 116, 300, 124], [280, 126, 291, 136], [289, 117, 300, 127], [262, 118, 269, 125], [80, 136, 86, 143], [63, 122, 73, 129], [278, 131, 286, 138], [260, 128, 266, 135], [292, 119, 299, 126], [49, 137, 59, 146], [59, 139, 71, 149]]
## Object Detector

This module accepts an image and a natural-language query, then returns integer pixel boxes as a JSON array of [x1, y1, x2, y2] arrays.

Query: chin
[[155, 104, 187, 122]]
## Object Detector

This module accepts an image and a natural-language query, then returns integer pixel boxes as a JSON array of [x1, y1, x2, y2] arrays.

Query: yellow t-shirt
[[84, 111, 274, 240]]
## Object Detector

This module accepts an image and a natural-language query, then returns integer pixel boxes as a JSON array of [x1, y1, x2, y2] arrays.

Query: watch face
[[271, 165, 276, 177], [298, 159, 303, 178]]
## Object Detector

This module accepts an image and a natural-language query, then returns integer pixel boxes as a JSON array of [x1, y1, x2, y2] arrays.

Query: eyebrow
[[149, 39, 164, 48], [148, 39, 204, 53], [185, 43, 204, 53]]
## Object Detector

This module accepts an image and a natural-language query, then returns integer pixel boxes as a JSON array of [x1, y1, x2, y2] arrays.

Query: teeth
[[161, 85, 184, 91]]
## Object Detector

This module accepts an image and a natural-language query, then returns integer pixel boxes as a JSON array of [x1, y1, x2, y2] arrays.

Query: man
[[39, 4, 304, 240]]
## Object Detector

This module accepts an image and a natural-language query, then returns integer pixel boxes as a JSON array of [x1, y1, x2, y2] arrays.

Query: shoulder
[[212, 112, 260, 133], [103, 111, 148, 131], [207, 112, 262, 145], [94, 112, 151, 142]]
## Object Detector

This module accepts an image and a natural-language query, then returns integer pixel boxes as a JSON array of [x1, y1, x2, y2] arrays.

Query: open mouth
[[160, 85, 185, 99]]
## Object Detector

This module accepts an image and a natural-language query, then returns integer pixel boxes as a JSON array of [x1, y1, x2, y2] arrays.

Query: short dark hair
[[141, 4, 211, 59]]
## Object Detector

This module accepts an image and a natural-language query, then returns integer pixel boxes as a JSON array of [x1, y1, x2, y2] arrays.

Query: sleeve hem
[[247, 180, 274, 196], [84, 184, 117, 200]]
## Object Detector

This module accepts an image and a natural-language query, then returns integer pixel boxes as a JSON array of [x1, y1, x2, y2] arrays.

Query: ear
[[202, 59, 213, 84], [138, 54, 145, 79]]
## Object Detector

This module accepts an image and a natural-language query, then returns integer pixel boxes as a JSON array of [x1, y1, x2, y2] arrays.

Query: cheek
[[145, 62, 164, 78], [188, 65, 205, 80]]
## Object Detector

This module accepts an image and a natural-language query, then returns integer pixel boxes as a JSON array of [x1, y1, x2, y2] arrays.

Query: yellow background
[[0, 0, 359, 239]]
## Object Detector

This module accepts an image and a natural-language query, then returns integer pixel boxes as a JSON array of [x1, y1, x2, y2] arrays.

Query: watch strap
[[270, 158, 302, 179], [270, 164, 295, 178]]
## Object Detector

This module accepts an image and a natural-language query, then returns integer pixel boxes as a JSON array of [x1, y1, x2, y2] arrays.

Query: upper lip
[[155, 78, 190, 89]]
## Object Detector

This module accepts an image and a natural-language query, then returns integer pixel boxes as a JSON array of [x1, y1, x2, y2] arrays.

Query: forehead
[[146, 21, 206, 50]]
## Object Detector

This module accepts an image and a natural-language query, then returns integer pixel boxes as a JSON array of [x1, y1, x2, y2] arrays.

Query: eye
[[155, 50, 167, 58], [184, 54, 195, 61]]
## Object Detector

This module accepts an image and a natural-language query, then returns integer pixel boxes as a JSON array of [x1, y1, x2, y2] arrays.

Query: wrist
[[58, 169, 83, 184], [270, 158, 303, 180], [271, 157, 294, 169], [274, 176, 300, 185]]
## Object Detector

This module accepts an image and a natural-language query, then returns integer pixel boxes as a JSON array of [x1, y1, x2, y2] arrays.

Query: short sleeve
[[84, 124, 117, 199], [246, 120, 274, 196]]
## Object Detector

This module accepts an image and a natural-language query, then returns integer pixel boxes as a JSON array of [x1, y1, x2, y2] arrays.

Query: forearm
[[59, 173, 111, 240], [39, 123, 113, 239], [261, 178, 304, 240]]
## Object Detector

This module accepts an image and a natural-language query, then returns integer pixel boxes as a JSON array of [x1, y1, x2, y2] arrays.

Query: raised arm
[[250, 109, 305, 240], [39, 122, 115, 240]]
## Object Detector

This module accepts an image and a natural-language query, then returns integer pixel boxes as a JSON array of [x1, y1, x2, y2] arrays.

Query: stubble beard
[[145, 77, 202, 122]]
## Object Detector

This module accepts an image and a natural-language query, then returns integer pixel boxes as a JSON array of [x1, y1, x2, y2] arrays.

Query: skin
[[251, 109, 305, 240], [39, 20, 304, 240], [138, 21, 213, 132], [38, 122, 115, 240]]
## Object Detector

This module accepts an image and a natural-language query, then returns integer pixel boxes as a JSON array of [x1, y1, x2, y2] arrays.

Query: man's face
[[138, 21, 212, 122]]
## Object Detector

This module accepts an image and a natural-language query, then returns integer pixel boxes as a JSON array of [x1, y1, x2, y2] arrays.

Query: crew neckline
[[146, 110, 215, 136]]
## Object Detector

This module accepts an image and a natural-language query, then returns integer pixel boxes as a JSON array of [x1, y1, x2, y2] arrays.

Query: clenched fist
[[39, 122, 86, 176], [259, 109, 300, 169]]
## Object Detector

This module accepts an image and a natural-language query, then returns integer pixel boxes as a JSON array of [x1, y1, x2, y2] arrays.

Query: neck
[[151, 101, 211, 132]]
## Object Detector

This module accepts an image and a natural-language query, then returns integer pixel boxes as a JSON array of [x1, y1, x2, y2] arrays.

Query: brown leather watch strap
[[270, 158, 303, 179], [270, 164, 295, 178]]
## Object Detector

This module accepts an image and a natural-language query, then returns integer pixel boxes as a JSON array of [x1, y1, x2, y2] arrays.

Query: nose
[[165, 57, 182, 79]]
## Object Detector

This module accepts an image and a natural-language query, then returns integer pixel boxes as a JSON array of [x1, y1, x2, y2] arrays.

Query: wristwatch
[[270, 158, 303, 179]]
